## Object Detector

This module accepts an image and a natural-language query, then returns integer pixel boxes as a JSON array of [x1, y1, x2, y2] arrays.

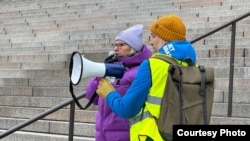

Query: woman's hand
[[96, 78, 115, 99]]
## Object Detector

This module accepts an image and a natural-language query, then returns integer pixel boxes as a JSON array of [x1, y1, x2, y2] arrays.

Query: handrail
[[190, 12, 250, 43], [190, 11, 250, 117], [0, 93, 86, 141]]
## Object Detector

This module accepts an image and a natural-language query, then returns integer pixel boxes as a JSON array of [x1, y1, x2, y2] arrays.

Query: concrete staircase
[[0, 0, 249, 140]]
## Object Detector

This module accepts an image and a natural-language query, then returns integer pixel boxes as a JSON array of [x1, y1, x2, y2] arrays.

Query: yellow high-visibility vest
[[130, 54, 170, 141]]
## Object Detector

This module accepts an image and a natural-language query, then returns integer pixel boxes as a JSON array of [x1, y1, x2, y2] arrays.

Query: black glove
[[104, 54, 116, 63]]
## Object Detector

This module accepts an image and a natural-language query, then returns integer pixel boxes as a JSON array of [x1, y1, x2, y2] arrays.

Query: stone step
[[0, 32, 35, 39], [0, 78, 89, 95], [214, 67, 250, 78], [0, 96, 69, 108], [0, 52, 107, 63], [0, 117, 95, 137], [0, 95, 97, 110], [0, 131, 95, 141], [212, 103, 250, 118], [3, 53, 70, 62], [215, 78, 250, 91], [0, 2, 39, 12], [0, 85, 90, 98], [0, 77, 69, 87], [196, 47, 248, 58], [214, 90, 250, 104], [203, 37, 250, 46], [0, 115, 95, 140], [0, 62, 67, 70], [211, 116, 250, 124], [0, 106, 96, 122], [0, 10, 21, 19], [0, 42, 110, 55], [0, 27, 32, 35], [0, 86, 33, 96], [196, 57, 246, 67]]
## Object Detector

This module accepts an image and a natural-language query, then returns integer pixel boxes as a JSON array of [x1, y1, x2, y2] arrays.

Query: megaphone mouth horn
[[69, 51, 125, 85], [69, 51, 83, 85]]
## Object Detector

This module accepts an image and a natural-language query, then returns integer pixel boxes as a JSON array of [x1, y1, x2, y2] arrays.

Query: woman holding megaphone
[[85, 24, 152, 141]]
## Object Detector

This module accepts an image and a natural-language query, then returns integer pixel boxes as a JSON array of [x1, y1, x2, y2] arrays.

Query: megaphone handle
[[69, 81, 97, 110]]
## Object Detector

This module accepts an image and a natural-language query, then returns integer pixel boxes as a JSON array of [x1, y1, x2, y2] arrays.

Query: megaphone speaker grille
[[69, 52, 83, 85]]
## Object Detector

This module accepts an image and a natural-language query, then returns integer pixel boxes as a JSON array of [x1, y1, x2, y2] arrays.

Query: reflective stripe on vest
[[130, 111, 152, 126], [147, 95, 162, 105], [130, 95, 162, 126]]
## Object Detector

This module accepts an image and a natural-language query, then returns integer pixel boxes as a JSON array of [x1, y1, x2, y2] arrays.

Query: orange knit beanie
[[150, 14, 186, 41]]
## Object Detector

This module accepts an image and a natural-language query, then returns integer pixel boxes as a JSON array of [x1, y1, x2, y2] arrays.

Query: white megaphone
[[69, 51, 125, 85]]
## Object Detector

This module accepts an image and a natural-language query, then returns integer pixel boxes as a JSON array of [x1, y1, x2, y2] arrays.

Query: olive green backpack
[[152, 54, 215, 141]]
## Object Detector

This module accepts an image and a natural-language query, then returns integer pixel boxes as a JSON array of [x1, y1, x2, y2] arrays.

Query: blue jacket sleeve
[[106, 60, 151, 118]]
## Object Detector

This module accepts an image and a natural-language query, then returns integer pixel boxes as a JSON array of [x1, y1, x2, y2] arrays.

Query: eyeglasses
[[113, 43, 127, 49]]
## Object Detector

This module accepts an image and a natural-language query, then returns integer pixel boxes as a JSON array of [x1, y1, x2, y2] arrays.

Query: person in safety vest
[[85, 24, 152, 141], [96, 14, 197, 141]]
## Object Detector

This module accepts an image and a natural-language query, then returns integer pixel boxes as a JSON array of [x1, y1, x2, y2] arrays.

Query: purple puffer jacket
[[85, 45, 152, 141]]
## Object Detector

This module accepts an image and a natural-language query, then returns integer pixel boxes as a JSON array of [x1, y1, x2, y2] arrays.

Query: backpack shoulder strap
[[152, 54, 185, 124], [198, 65, 208, 124], [151, 54, 178, 65]]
